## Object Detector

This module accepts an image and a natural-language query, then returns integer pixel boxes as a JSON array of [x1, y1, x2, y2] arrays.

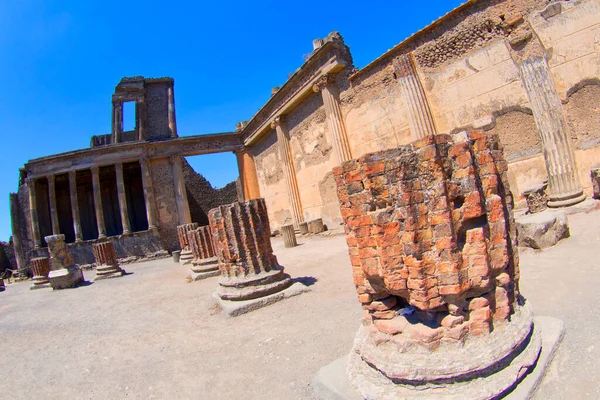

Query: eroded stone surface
[[92, 241, 125, 281], [516, 211, 570, 249], [45, 234, 84, 290]]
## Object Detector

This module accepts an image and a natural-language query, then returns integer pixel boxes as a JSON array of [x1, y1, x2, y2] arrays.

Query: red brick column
[[30, 257, 51, 288], [177, 222, 198, 264], [208, 198, 291, 300], [92, 241, 125, 280], [335, 132, 537, 398], [187, 226, 218, 275]]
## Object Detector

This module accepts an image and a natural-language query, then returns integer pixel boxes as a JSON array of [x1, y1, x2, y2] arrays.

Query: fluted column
[[313, 74, 353, 163], [47, 174, 60, 235], [68, 171, 83, 242], [91, 166, 107, 239], [393, 53, 437, 140], [115, 163, 132, 235], [168, 84, 177, 138], [139, 158, 158, 230], [271, 116, 303, 228], [112, 101, 123, 143], [26, 178, 41, 249], [509, 32, 585, 207], [170, 156, 191, 225], [235, 148, 261, 200]]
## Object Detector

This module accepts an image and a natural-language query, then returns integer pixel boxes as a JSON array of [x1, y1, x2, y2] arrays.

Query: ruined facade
[[12, 0, 600, 274]]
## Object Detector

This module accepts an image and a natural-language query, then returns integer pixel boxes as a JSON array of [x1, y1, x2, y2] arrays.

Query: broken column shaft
[[30, 257, 51, 290], [92, 241, 125, 280], [177, 222, 198, 265], [187, 226, 219, 280]]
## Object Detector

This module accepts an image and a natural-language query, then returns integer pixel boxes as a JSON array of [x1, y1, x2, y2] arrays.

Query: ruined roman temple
[[9, 0, 600, 275]]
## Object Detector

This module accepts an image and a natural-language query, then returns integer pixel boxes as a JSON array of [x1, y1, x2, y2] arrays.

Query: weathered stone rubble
[[516, 211, 570, 249], [92, 241, 126, 280], [333, 132, 540, 399], [46, 234, 84, 290]]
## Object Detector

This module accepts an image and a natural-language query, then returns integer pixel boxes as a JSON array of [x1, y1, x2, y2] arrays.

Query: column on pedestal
[[47, 174, 60, 235], [91, 166, 107, 239], [115, 163, 132, 235], [68, 171, 83, 242], [177, 222, 198, 265], [170, 156, 191, 225], [30, 257, 51, 289], [112, 101, 123, 144], [313, 74, 353, 163], [187, 226, 219, 278], [26, 178, 42, 248], [393, 53, 437, 140], [235, 148, 261, 201], [92, 241, 125, 280], [272, 116, 303, 229], [139, 158, 158, 230], [168, 84, 178, 138], [517, 56, 585, 207]]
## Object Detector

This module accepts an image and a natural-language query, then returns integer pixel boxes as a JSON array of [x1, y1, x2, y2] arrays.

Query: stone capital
[[270, 116, 284, 129], [392, 53, 418, 79], [115, 162, 124, 172], [312, 74, 336, 93], [169, 155, 182, 165], [26, 177, 36, 189], [90, 165, 100, 175]]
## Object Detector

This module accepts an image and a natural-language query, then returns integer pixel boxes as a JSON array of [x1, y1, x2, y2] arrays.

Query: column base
[[48, 266, 84, 290], [217, 267, 293, 301], [75, 239, 84, 243], [188, 269, 220, 282], [180, 249, 194, 265], [94, 264, 126, 281], [191, 257, 218, 273], [121, 230, 132, 236], [98, 234, 107, 239], [548, 191, 586, 208], [30, 276, 51, 290]]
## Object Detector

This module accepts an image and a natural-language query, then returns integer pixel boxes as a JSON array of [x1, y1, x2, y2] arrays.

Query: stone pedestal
[[330, 132, 546, 398], [187, 226, 219, 281], [592, 168, 600, 199], [177, 223, 198, 265], [208, 198, 308, 316], [92, 241, 125, 281], [308, 218, 325, 234], [299, 222, 309, 235], [46, 234, 84, 290], [30, 257, 51, 290], [281, 224, 297, 248]]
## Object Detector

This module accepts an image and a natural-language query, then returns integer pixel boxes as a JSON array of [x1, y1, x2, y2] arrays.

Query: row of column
[[27, 159, 158, 249]]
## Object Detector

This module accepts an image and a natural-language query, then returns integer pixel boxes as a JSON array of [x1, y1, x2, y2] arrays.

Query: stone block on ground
[[516, 211, 569, 249], [45, 234, 84, 290], [299, 222, 309, 235], [592, 168, 600, 199], [308, 218, 325, 234]]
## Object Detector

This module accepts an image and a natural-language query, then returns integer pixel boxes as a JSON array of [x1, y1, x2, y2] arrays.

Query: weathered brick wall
[[334, 131, 518, 345]]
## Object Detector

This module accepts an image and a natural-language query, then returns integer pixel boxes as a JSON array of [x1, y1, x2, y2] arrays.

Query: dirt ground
[[1, 207, 600, 399]]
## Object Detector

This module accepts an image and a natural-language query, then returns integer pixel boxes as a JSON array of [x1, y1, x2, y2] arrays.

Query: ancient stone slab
[[332, 132, 539, 398], [45, 234, 84, 290], [208, 198, 308, 313], [30, 256, 51, 290], [92, 241, 126, 281], [516, 211, 570, 249], [299, 221, 309, 235]]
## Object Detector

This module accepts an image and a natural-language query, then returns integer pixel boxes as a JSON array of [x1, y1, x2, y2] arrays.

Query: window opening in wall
[[123, 101, 136, 132]]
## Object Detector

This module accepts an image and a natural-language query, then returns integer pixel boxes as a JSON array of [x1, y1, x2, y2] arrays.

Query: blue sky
[[0, 0, 465, 241]]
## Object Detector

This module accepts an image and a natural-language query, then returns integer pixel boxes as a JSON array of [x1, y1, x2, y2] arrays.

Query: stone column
[[26, 178, 41, 249], [92, 241, 125, 280], [170, 156, 192, 225], [115, 163, 132, 235], [47, 174, 60, 235], [112, 101, 123, 143], [272, 116, 303, 229], [177, 222, 198, 265], [46, 234, 84, 289], [209, 198, 307, 315], [509, 31, 585, 207], [281, 224, 297, 248], [30, 257, 51, 290], [235, 148, 261, 200], [136, 98, 147, 141], [91, 166, 107, 239], [313, 74, 353, 163], [139, 158, 158, 230], [68, 171, 83, 242], [393, 53, 437, 140], [187, 226, 219, 280], [168, 84, 177, 138], [9, 193, 27, 273]]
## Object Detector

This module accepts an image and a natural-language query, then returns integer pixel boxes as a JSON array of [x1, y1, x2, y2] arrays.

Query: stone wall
[[150, 158, 179, 252]]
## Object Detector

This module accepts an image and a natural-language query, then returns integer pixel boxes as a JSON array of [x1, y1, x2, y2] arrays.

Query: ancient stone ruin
[[46, 234, 84, 290], [177, 223, 199, 265], [29, 256, 51, 290], [209, 198, 308, 316], [333, 132, 540, 398], [92, 241, 126, 281], [187, 226, 219, 281]]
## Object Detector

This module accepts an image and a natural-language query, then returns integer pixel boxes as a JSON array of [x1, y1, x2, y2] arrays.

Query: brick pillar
[[68, 171, 83, 242], [272, 116, 303, 229], [30, 257, 51, 289], [208, 198, 292, 301], [91, 166, 107, 239], [115, 163, 132, 235], [47, 174, 60, 235], [92, 241, 125, 280], [393, 53, 437, 140], [139, 158, 158, 230], [313, 74, 353, 163], [177, 222, 198, 265], [187, 226, 219, 278], [335, 132, 539, 398], [26, 178, 41, 249]]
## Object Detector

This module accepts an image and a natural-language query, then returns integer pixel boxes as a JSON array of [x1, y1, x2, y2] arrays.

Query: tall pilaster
[[136, 98, 147, 141], [168, 85, 178, 138], [9, 193, 26, 272], [235, 148, 261, 200], [26, 178, 41, 249], [393, 53, 437, 140], [91, 166, 107, 239], [68, 170, 83, 242], [170, 156, 191, 225], [509, 29, 585, 207], [47, 174, 60, 235], [115, 163, 132, 235], [112, 101, 123, 144], [313, 74, 353, 164], [139, 158, 158, 230], [271, 116, 303, 228]]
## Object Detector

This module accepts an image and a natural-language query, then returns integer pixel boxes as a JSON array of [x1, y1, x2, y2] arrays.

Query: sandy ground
[[1, 208, 600, 399]]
